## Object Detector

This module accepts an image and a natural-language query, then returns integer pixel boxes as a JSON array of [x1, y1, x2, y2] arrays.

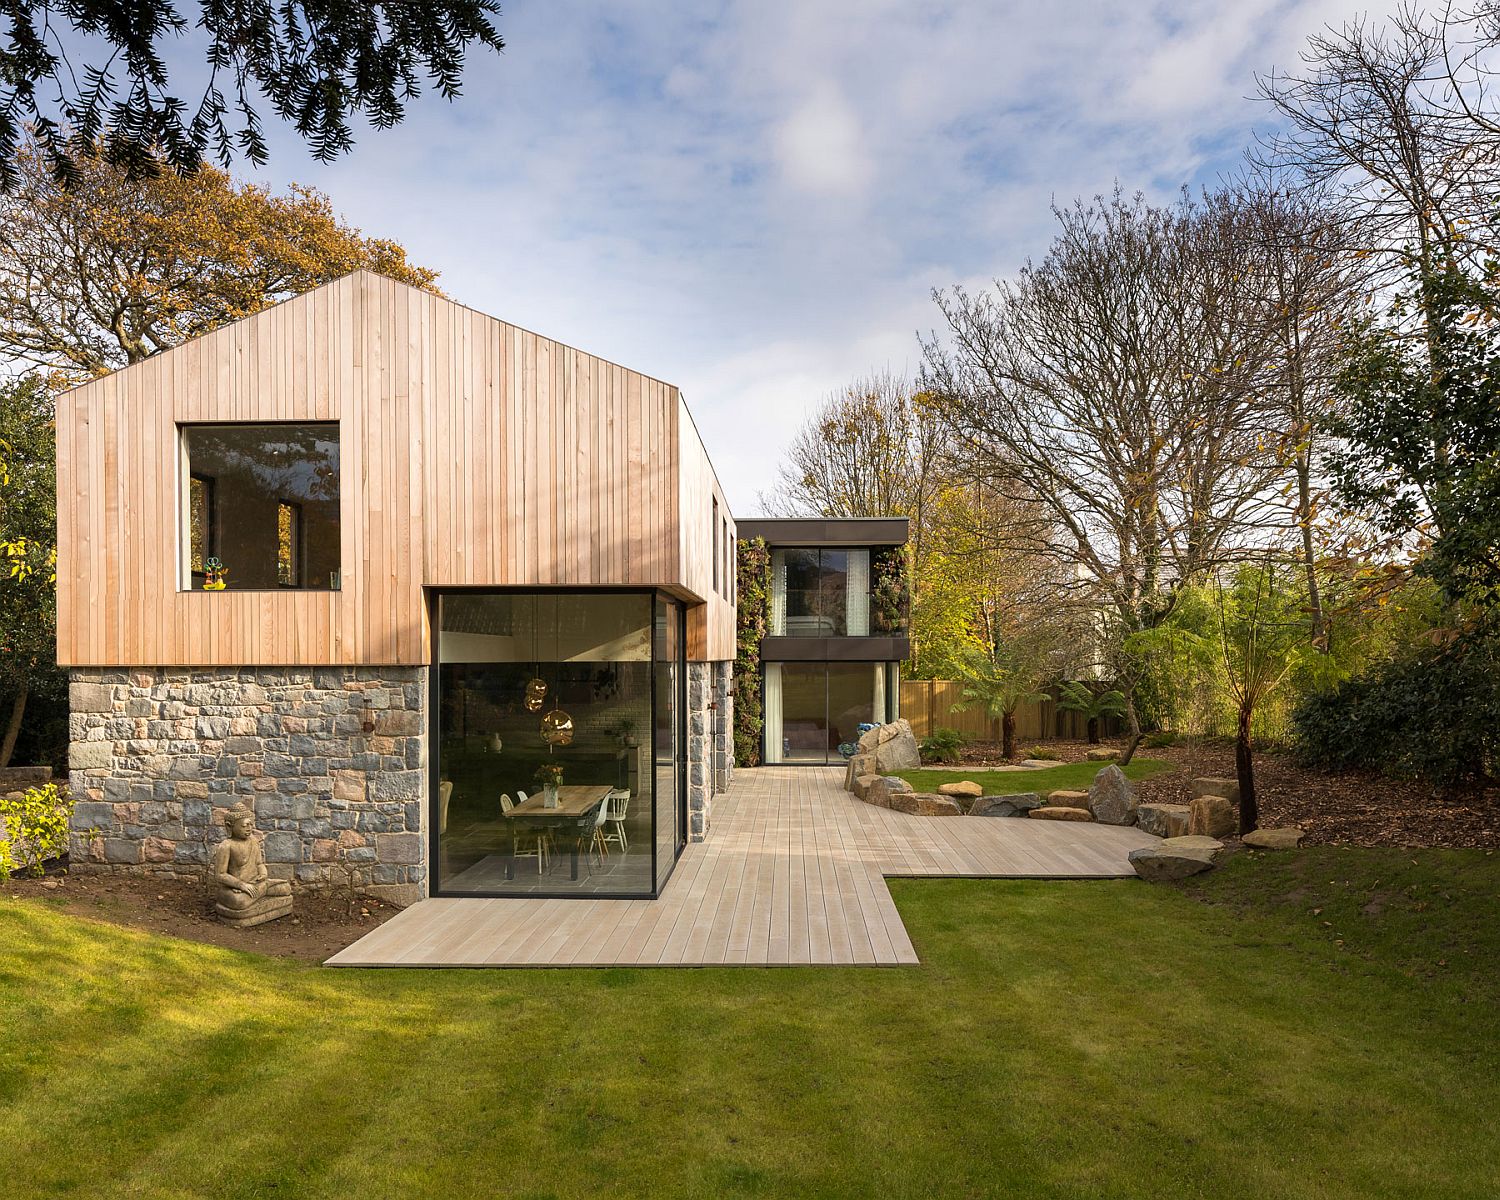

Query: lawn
[[898, 755, 1171, 796], [3, 848, 1497, 1199]]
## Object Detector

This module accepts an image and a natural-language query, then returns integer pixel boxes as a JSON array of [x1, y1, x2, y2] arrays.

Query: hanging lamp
[[540, 596, 574, 745]]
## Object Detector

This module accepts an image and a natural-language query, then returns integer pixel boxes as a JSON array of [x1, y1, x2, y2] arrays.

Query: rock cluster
[[843, 719, 922, 790]]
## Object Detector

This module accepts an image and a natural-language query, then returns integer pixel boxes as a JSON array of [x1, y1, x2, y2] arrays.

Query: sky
[[242, 0, 1383, 512]]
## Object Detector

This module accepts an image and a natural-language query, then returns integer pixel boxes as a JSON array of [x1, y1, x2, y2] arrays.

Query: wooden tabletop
[[508, 784, 612, 818]]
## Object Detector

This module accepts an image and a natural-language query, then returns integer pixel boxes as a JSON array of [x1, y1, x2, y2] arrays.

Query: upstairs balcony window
[[180, 422, 341, 591]]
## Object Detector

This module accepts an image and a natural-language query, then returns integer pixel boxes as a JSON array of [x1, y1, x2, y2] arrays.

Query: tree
[[0, 136, 441, 380], [0, 3, 504, 189], [1054, 681, 1127, 746], [759, 372, 949, 563], [1215, 558, 1310, 834], [0, 375, 60, 768], [1329, 263, 1500, 609], [1230, 180, 1359, 648], [923, 188, 1289, 758], [950, 607, 1076, 760]]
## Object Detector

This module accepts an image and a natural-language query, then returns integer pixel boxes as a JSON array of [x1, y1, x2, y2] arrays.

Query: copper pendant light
[[524, 677, 547, 712], [541, 707, 574, 746], [540, 597, 573, 745]]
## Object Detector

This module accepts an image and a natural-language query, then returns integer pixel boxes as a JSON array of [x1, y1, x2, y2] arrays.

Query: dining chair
[[580, 799, 611, 868], [501, 792, 549, 874], [514, 789, 554, 864], [603, 788, 630, 851]]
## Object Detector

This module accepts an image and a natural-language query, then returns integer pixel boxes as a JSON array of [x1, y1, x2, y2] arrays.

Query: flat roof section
[[736, 516, 909, 547]]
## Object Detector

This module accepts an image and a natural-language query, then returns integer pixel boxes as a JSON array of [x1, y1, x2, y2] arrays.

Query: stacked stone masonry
[[67, 667, 427, 904], [686, 660, 735, 843]]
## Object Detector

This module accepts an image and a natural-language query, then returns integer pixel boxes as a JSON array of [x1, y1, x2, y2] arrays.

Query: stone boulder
[[851, 774, 882, 801], [1087, 764, 1137, 826], [1136, 803, 1191, 839], [1189, 795, 1237, 839], [937, 780, 984, 800], [889, 792, 963, 816], [1191, 776, 1241, 806], [1028, 806, 1093, 822], [971, 793, 1044, 818], [1127, 836, 1224, 882], [1159, 835, 1227, 862], [1046, 789, 1090, 808], [1243, 827, 1304, 850], [844, 752, 876, 791], [863, 776, 914, 810], [855, 720, 922, 774], [1086, 747, 1118, 762]]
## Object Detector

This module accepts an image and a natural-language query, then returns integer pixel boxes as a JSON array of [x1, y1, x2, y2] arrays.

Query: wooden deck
[[325, 767, 1158, 968]]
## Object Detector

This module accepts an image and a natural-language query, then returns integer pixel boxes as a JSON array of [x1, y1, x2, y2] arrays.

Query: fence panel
[[899, 680, 1120, 743]]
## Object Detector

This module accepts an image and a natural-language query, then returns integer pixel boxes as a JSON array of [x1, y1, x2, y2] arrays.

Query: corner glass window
[[181, 423, 340, 591], [435, 591, 684, 898]]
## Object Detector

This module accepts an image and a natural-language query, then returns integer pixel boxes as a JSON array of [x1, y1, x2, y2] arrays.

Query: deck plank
[[326, 766, 1158, 968]]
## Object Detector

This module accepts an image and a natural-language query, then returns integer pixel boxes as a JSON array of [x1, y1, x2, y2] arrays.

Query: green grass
[[3, 848, 1498, 1199], [898, 755, 1170, 795]]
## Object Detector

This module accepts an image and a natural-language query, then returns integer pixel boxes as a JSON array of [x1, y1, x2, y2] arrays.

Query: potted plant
[[534, 762, 564, 808]]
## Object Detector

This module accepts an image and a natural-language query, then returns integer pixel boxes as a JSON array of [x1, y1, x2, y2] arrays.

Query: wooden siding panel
[[57, 271, 737, 667]]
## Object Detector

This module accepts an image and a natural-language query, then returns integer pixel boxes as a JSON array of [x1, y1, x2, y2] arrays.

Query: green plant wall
[[733, 537, 770, 767]]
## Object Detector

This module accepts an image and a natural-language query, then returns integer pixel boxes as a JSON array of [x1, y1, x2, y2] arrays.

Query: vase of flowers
[[535, 762, 564, 808]]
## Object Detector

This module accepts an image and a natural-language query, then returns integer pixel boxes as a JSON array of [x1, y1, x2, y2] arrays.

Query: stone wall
[[712, 661, 734, 795], [686, 660, 735, 842], [66, 667, 427, 904]]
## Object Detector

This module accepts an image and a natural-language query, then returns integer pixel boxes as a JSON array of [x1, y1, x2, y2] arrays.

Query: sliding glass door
[[762, 661, 900, 764]]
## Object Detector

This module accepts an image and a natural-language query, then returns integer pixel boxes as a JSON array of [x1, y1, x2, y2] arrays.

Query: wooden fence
[[899, 680, 1123, 743]]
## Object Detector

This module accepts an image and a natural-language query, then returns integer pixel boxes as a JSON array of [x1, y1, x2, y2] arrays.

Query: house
[[735, 518, 910, 765], [57, 271, 737, 903]]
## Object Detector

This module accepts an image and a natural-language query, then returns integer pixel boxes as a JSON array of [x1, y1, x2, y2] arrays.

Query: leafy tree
[[1054, 681, 1127, 746], [1215, 559, 1312, 834], [0, 3, 504, 189], [951, 638, 1059, 762], [0, 375, 61, 768], [0, 134, 441, 380], [1329, 265, 1500, 609]]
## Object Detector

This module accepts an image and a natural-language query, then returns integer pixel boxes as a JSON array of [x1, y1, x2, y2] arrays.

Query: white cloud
[[239, 0, 1407, 510], [773, 83, 871, 197]]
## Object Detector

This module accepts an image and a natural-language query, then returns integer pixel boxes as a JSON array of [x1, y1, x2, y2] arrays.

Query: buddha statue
[[212, 804, 293, 927]]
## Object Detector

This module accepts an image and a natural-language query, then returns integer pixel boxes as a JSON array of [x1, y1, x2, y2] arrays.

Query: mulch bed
[[4, 868, 397, 962], [949, 739, 1098, 766], [1133, 741, 1500, 849], [940, 738, 1500, 847]]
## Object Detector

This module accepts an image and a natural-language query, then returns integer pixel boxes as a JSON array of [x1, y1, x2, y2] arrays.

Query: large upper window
[[181, 423, 340, 591], [770, 547, 869, 637]]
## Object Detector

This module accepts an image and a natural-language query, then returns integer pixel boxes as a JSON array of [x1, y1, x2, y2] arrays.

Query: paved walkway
[[326, 767, 1157, 968]]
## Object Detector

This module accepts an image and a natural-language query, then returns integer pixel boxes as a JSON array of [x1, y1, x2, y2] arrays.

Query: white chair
[[501, 792, 549, 874], [580, 799, 611, 866], [514, 789, 554, 863], [602, 788, 630, 851], [438, 780, 453, 834]]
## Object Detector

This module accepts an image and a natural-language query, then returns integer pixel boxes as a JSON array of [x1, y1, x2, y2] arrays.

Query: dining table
[[504, 784, 612, 881]]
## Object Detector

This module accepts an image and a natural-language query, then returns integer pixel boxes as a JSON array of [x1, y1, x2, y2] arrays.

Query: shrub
[[1022, 745, 1061, 760], [920, 727, 966, 764], [0, 781, 72, 880], [1143, 731, 1179, 749], [1291, 631, 1500, 788]]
